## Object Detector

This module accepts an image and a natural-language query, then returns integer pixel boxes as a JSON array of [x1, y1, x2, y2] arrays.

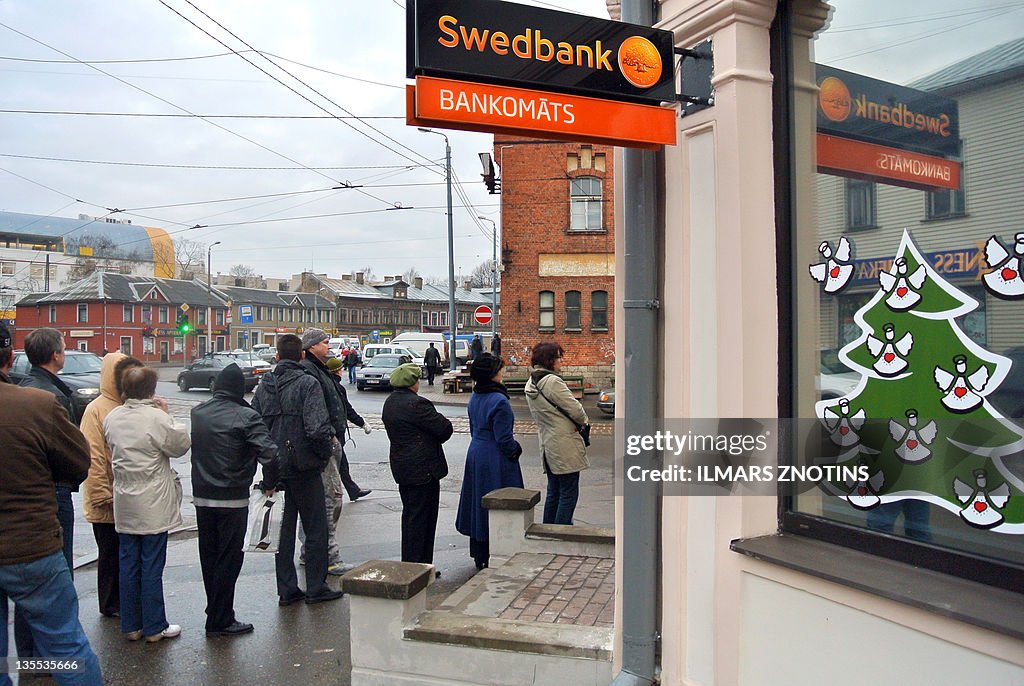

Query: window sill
[[538, 327, 555, 333], [566, 228, 607, 235], [564, 328, 582, 333], [845, 224, 878, 232], [920, 213, 969, 223], [731, 533, 1024, 640], [591, 328, 609, 333]]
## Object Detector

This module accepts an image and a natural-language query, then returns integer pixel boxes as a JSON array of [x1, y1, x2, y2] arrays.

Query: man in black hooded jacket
[[191, 363, 280, 636], [252, 334, 341, 606]]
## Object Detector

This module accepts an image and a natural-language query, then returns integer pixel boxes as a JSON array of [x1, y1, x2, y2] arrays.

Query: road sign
[[180, 303, 190, 312], [371, 329, 380, 342], [474, 305, 493, 325], [239, 305, 254, 324]]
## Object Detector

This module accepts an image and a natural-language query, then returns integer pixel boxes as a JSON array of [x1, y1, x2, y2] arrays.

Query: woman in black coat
[[381, 363, 454, 566]]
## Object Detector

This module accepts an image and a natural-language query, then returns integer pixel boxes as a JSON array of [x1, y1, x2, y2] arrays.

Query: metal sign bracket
[[675, 39, 714, 116]]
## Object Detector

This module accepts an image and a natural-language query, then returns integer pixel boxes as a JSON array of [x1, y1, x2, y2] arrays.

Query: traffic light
[[479, 152, 501, 194], [177, 311, 191, 335]]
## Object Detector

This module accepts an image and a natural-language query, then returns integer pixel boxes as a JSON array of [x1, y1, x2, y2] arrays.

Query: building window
[[49, 304, 57, 323], [123, 304, 134, 323], [1, 261, 14, 276], [430, 311, 439, 327], [565, 290, 581, 330], [926, 187, 966, 220], [77, 303, 88, 323], [845, 179, 876, 229], [198, 309, 207, 325], [569, 176, 603, 231], [539, 291, 555, 330], [440, 311, 448, 327], [158, 306, 168, 324], [216, 310, 225, 326], [142, 305, 152, 323], [591, 290, 608, 331]]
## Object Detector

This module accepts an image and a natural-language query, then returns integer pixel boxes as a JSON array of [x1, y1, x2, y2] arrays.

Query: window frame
[[591, 290, 609, 331], [77, 303, 88, 323], [774, 5, 1023, 593], [565, 290, 582, 331], [539, 290, 555, 331], [569, 176, 604, 232], [845, 178, 877, 230], [49, 304, 57, 323], [925, 186, 967, 220]]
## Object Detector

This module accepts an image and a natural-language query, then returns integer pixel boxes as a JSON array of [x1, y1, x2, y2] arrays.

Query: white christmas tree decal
[[817, 229, 1023, 533]]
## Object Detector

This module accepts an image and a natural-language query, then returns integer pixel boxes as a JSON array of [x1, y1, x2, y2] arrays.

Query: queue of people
[[1, 325, 590, 683]]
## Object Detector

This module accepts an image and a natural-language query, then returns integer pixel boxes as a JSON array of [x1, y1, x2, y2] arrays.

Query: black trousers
[[337, 448, 362, 500], [426, 365, 437, 385], [196, 506, 247, 631], [92, 522, 120, 616], [276, 471, 330, 599], [398, 480, 440, 564]]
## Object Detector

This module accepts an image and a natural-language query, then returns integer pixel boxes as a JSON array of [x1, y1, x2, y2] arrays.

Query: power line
[[827, 3, 1024, 33], [0, 109, 402, 119], [157, 0, 439, 179], [0, 152, 417, 171], [0, 19, 403, 207]]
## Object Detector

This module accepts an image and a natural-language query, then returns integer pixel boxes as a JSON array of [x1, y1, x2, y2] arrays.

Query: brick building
[[495, 137, 615, 389]]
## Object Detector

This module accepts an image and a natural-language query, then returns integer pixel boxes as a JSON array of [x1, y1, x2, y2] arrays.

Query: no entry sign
[[474, 305, 493, 324]]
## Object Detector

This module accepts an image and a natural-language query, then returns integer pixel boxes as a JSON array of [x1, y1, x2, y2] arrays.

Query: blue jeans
[[347, 365, 357, 383], [119, 533, 169, 637], [543, 470, 581, 525], [866, 500, 933, 542], [15, 484, 74, 658], [0, 550, 103, 686]]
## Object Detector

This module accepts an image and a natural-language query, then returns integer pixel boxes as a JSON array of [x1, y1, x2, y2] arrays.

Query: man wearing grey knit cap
[[298, 328, 370, 574]]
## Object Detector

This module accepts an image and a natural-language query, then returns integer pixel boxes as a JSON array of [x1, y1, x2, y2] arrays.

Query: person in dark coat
[[455, 353, 523, 570], [191, 363, 280, 636], [469, 334, 484, 361], [325, 357, 373, 501], [16, 327, 77, 660], [490, 333, 502, 357], [382, 363, 454, 566], [423, 342, 442, 386], [251, 334, 341, 606]]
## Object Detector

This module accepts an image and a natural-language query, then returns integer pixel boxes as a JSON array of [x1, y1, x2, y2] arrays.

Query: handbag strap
[[535, 377, 584, 431]]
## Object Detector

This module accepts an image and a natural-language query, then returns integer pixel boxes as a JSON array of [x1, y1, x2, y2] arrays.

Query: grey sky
[[0, 1, 1020, 282]]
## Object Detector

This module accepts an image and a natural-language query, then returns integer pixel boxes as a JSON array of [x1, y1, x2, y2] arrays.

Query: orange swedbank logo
[[439, 14, 639, 75], [819, 76, 851, 122], [819, 75, 953, 137], [617, 36, 661, 89]]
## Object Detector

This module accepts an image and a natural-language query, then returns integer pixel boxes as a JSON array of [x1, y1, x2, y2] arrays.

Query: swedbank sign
[[407, 0, 676, 148]]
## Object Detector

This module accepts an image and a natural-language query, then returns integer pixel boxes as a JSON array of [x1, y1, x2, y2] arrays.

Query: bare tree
[[169, 238, 207, 280], [228, 264, 262, 288], [469, 259, 498, 288], [402, 267, 421, 284], [357, 266, 377, 283]]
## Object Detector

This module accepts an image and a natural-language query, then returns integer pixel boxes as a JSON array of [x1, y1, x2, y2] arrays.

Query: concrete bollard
[[482, 487, 541, 558]]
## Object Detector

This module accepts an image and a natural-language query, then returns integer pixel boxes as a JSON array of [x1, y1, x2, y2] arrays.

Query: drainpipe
[[612, 0, 661, 683]]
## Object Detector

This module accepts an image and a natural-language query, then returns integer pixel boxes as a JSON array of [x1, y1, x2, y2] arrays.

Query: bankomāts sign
[[815, 64, 961, 191], [407, 0, 677, 148]]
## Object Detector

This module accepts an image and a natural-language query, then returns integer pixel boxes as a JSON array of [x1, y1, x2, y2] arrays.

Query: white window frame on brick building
[[539, 290, 555, 331], [569, 176, 603, 231]]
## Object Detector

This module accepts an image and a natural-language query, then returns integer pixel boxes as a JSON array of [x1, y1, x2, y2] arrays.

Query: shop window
[[783, 2, 1024, 591], [539, 291, 555, 330], [591, 290, 608, 331], [845, 179, 876, 229], [569, 176, 602, 231], [565, 290, 581, 330]]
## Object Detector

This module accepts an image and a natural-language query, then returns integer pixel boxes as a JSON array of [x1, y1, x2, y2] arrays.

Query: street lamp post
[[477, 215, 498, 339], [419, 127, 458, 372], [206, 241, 221, 354]]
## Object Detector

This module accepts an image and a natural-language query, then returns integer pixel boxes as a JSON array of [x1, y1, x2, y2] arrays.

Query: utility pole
[[477, 215, 498, 338], [206, 241, 220, 354], [419, 127, 458, 371]]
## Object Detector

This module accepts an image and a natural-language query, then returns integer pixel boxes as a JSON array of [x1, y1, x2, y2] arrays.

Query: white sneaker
[[146, 624, 182, 643]]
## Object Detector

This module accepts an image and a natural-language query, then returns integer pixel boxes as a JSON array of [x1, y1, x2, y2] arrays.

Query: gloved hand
[[363, 425, 372, 435]]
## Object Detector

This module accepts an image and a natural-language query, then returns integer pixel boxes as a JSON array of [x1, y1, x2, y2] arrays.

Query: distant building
[[0, 211, 174, 324], [494, 137, 615, 389]]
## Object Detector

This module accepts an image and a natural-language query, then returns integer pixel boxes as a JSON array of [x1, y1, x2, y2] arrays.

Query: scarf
[[473, 378, 509, 398]]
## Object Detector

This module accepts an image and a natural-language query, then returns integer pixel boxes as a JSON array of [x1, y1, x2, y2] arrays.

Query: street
[[42, 376, 615, 686]]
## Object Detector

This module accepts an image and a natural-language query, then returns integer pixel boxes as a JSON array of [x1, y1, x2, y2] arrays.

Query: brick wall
[[495, 136, 615, 390]]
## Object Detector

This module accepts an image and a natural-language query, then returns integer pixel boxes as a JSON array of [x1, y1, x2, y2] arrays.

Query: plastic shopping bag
[[245, 490, 281, 554]]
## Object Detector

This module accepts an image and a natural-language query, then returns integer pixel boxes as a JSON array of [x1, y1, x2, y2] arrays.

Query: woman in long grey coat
[[524, 342, 590, 525], [105, 367, 191, 643]]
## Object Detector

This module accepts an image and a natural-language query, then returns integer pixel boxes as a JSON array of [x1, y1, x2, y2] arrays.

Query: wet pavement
[[9, 373, 616, 685]]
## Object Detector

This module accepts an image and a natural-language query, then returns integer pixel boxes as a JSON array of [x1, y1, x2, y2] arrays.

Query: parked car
[[355, 354, 411, 391], [215, 351, 272, 375], [177, 355, 265, 392], [9, 349, 102, 422], [256, 346, 278, 364], [597, 389, 615, 415]]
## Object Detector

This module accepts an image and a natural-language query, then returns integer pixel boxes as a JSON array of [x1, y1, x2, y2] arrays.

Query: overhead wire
[[0, 109, 403, 119], [0, 152, 416, 171]]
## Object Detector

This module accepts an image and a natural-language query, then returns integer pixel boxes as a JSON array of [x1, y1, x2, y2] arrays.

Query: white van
[[391, 333, 449, 364]]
